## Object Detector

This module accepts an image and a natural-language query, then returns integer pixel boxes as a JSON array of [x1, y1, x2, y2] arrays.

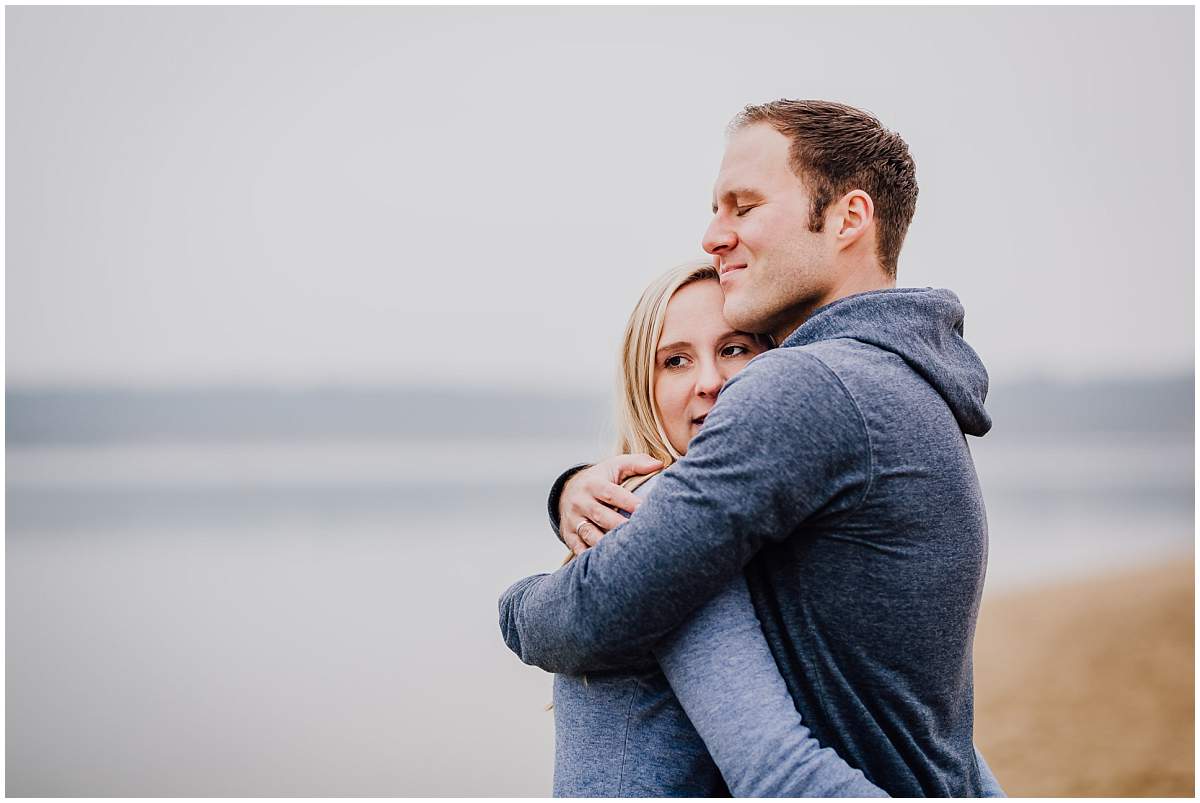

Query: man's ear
[[833, 190, 874, 249]]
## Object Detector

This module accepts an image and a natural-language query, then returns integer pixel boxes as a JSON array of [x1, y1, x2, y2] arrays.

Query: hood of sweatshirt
[[781, 287, 992, 436]]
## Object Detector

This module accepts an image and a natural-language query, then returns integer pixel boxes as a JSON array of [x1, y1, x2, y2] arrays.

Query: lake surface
[[6, 431, 1193, 795]]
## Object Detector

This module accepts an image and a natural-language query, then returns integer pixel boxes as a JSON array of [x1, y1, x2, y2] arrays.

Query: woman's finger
[[587, 503, 628, 533], [563, 522, 587, 555], [596, 484, 643, 516], [598, 453, 664, 483], [561, 468, 609, 519], [579, 521, 606, 548]]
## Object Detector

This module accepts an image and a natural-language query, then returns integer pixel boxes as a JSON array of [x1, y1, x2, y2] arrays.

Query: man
[[500, 99, 993, 796]]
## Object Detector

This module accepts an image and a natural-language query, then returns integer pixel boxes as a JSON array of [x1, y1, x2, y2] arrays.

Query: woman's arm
[[655, 578, 1005, 798], [653, 575, 888, 798]]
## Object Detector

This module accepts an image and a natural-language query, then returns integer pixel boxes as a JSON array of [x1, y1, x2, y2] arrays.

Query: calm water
[[6, 433, 1193, 795]]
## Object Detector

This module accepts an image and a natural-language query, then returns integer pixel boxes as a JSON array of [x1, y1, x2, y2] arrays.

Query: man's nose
[[703, 217, 737, 257]]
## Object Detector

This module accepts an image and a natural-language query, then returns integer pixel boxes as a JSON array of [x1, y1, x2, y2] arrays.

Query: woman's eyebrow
[[657, 332, 746, 356], [655, 340, 692, 356]]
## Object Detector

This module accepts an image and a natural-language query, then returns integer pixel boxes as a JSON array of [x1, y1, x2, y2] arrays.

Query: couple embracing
[[500, 99, 1002, 797]]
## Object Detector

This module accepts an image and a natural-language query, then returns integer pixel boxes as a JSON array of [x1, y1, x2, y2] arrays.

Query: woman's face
[[653, 278, 768, 455]]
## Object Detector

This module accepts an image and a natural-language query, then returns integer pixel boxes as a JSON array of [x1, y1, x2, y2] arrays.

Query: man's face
[[702, 123, 836, 341]]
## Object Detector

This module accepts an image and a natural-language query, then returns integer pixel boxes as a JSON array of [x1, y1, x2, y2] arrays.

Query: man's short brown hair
[[732, 99, 918, 278]]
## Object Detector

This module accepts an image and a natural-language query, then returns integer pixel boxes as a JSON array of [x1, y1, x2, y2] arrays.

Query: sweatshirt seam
[[799, 349, 876, 516], [615, 676, 641, 796]]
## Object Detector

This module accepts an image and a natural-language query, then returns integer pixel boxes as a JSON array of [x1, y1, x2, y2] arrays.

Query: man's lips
[[718, 263, 747, 280]]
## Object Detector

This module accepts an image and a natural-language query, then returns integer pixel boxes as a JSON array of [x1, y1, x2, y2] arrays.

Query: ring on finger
[[575, 519, 588, 536]]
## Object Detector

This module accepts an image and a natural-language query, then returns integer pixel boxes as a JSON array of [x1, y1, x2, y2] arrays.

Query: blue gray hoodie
[[500, 287, 992, 796]]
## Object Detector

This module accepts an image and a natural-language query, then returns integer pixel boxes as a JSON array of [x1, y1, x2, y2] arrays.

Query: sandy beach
[[973, 559, 1194, 797]]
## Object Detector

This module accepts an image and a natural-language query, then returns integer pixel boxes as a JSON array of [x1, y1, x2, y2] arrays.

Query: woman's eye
[[721, 345, 751, 358], [664, 355, 691, 369]]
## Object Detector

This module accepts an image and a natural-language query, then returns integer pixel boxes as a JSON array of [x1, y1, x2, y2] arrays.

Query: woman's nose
[[695, 360, 725, 398]]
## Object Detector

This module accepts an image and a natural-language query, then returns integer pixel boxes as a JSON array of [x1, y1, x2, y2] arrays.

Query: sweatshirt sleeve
[[547, 463, 590, 544], [654, 575, 888, 797], [499, 572, 655, 672], [975, 748, 1006, 797], [498, 350, 871, 674]]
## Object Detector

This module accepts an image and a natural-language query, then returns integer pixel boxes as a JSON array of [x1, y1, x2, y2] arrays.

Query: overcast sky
[[7, 6, 1194, 392]]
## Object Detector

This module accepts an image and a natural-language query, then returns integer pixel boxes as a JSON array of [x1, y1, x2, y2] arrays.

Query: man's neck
[[771, 270, 896, 344]]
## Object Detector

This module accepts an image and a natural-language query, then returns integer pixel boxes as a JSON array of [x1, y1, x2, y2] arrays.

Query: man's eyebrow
[[711, 187, 765, 213]]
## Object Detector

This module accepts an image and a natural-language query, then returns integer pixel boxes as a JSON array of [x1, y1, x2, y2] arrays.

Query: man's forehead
[[711, 155, 770, 202], [711, 123, 794, 201], [711, 185, 765, 209]]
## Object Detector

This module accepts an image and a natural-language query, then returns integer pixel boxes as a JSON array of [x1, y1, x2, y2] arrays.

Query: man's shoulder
[[778, 339, 919, 398], [721, 339, 918, 428], [796, 337, 900, 372], [711, 345, 867, 436], [734, 339, 886, 394], [727, 344, 847, 398]]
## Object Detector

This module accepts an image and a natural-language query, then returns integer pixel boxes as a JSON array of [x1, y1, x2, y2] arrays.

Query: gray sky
[[7, 6, 1194, 392]]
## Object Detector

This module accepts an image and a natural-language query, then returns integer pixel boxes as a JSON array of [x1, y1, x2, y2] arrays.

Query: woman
[[500, 261, 1002, 797]]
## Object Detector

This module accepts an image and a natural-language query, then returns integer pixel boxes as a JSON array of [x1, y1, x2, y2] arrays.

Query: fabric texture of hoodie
[[500, 287, 992, 797]]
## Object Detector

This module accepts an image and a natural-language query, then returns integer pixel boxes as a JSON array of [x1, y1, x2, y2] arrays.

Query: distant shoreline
[[6, 374, 1193, 445]]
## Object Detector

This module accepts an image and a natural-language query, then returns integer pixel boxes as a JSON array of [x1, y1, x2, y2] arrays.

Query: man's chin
[[723, 297, 773, 336]]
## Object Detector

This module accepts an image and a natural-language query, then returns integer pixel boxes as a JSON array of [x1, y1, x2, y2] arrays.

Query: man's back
[[745, 312, 988, 795]]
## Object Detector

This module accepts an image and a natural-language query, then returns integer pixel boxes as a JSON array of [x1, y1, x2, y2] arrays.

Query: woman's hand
[[559, 454, 663, 555]]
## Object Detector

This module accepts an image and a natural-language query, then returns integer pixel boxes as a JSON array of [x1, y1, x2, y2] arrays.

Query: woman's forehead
[[659, 280, 740, 345]]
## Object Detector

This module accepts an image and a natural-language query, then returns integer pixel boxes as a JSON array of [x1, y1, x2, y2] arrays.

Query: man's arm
[[500, 572, 655, 673], [499, 350, 872, 674]]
